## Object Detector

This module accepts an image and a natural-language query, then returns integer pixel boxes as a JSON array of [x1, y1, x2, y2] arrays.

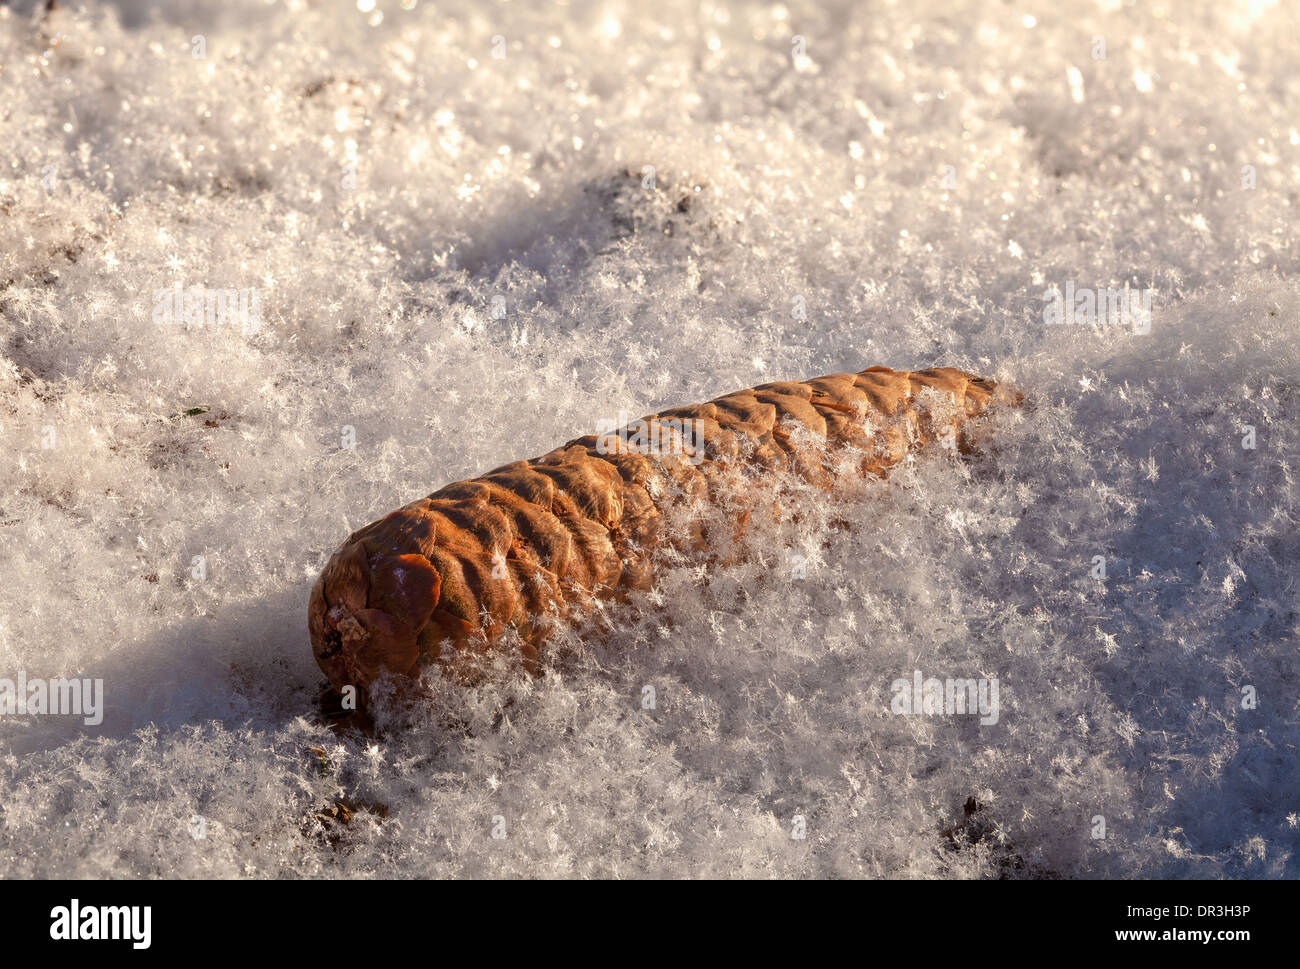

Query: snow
[[1, 0, 1297, 878]]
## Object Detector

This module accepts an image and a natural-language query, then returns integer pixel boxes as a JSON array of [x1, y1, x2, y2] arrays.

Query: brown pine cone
[[309, 365, 1017, 698]]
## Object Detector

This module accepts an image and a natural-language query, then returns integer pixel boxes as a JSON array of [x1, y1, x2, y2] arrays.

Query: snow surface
[[1, 0, 1298, 878]]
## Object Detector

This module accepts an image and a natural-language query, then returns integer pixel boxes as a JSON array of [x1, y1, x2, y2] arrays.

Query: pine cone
[[309, 366, 1016, 697]]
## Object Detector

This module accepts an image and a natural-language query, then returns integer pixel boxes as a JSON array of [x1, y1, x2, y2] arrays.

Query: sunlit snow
[[0, 0, 1297, 878]]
